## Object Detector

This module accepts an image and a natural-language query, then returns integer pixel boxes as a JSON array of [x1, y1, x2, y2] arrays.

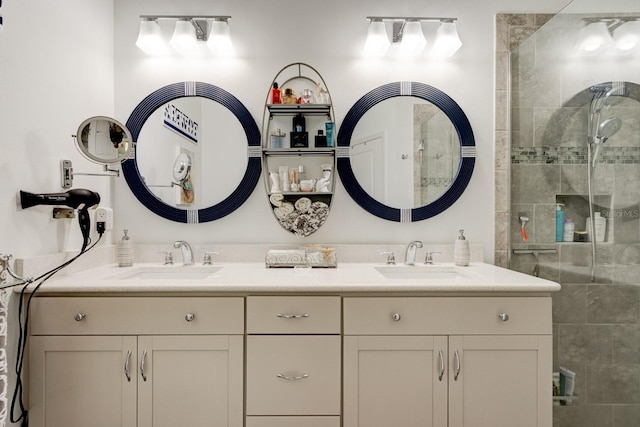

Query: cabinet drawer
[[344, 297, 551, 335], [246, 416, 340, 427], [30, 297, 244, 335], [247, 296, 340, 334], [246, 335, 341, 415]]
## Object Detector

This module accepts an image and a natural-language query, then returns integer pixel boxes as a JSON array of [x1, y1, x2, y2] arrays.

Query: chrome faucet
[[405, 240, 423, 266], [173, 241, 194, 266]]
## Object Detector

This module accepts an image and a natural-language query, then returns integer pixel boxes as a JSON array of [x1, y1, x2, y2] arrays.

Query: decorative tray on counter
[[265, 246, 337, 268]]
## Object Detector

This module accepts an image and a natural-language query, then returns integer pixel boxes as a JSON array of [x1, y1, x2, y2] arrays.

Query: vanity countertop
[[18, 262, 560, 295]]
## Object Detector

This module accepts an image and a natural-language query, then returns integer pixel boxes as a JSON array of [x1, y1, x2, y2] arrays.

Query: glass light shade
[[432, 22, 462, 57], [170, 18, 198, 53], [136, 19, 166, 55], [399, 21, 427, 57], [574, 22, 614, 55], [207, 19, 234, 56], [612, 20, 640, 53], [363, 20, 390, 57]]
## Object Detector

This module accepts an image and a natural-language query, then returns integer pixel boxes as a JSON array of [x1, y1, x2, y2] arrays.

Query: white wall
[[0, 0, 115, 258], [112, 0, 571, 261]]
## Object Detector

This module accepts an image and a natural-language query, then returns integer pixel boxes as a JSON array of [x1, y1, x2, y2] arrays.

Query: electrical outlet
[[95, 207, 113, 231]]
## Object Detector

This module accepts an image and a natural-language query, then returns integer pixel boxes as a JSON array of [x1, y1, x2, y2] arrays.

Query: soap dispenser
[[454, 229, 470, 266], [555, 204, 564, 242], [116, 229, 134, 267]]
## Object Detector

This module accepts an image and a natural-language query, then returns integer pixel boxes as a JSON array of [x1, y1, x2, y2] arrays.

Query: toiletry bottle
[[454, 229, 470, 266], [270, 82, 282, 104], [555, 204, 564, 242], [116, 229, 134, 267], [315, 130, 327, 147], [563, 219, 575, 242], [586, 212, 607, 242], [325, 122, 335, 147], [293, 114, 306, 132]]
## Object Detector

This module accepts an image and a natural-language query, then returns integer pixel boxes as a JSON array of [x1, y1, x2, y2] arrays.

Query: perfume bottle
[[270, 82, 282, 104]]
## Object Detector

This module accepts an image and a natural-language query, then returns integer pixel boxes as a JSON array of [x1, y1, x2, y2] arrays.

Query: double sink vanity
[[23, 245, 559, 427]]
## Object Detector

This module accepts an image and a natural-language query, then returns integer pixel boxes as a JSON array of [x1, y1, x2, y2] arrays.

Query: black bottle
[[292, 114, 306, 132]]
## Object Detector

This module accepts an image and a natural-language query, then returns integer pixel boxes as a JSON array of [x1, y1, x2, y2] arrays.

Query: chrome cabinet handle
[[276, 373, 309, 381], [74, 313, 86, 322], [124, 350, 132, 382], [498, 313, 510, 322], [392, 313, 401, 321], [185, 313, 195, 322], [438, 350, 445, 381], [276, 313, 310, 319], [454, 349, 461, 381], [140, 349, 148, 382]]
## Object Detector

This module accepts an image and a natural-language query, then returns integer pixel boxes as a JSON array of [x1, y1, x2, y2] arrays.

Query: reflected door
[[350, 133, 386, 203]]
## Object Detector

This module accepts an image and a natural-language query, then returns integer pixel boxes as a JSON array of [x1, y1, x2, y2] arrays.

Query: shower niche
[[555, 194, 612, 243]]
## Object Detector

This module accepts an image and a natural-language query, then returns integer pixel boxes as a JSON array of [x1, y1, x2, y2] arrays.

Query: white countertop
[[20, 261, 561, 295]]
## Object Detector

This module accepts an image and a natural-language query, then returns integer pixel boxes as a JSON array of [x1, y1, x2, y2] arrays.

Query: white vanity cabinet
[[343, 297, 553, 427], [245, 296, 341, 427], [28, 297, 244, 427]]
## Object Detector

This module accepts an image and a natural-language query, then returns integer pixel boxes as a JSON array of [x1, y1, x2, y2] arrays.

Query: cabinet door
[[343, 335, 448, 427], [448, 335, 552, 427], [137, 335, 243, 427], [29, 335, 137, 427]]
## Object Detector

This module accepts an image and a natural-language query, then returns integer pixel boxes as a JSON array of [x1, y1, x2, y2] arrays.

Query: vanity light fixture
[[365, 16, 461, 58], [207, 17, 233, 56], [398, 20, 427, 57], [135, 17, 166, 55], [136, 15, 233, 56], [612, 20, 640, 54], [363, 18, 390, 57], [432, 19, 463, 58], [574, 21, 615, 55]]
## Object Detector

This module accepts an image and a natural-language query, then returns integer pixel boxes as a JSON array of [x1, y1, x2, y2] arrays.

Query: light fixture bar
[[366, 16, 457, 23], [140, 15, 231, 20]]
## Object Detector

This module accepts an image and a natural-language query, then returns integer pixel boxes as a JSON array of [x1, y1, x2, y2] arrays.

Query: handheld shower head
[[597, 117, 623, 140]]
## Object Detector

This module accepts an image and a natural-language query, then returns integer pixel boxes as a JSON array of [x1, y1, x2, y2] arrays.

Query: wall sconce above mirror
[[337, 82, 475, 222], [136, 15, 233, 56], [61, 116, 133, 189], [364, 16, 462, 58]]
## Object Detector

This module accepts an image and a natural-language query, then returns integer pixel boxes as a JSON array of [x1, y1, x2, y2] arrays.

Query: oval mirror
[[337, 82, 476, 222], [123, 82, 261, 223], [75, 116, 133, 164]]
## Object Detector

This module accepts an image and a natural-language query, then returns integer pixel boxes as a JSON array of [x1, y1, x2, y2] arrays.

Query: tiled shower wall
[[496, 14, 640, 427]]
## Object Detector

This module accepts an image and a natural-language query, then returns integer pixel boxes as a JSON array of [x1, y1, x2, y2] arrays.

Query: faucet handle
[[203, 251, 220, 265], [379, 251, 396, 265], [157, 251, 173, 265], [424, 251, 442, 265]]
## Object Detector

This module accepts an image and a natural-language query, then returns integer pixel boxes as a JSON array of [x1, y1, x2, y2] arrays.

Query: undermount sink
[[110, 266, 223, 281], [375, 265, 473, 281]]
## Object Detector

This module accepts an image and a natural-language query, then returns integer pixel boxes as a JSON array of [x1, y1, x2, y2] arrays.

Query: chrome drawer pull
[[498, 313, 510, 321], [124, 350, 132, 382], [454, 350, 461, 381], [140, 349, 148, 382], [392, 313, 401, 321], [276, 373, 310, 381], [438, 350, 445, 381], [74, 313, 86, 322], [276, 313, 310, 319], [185, 313, 195, 322]]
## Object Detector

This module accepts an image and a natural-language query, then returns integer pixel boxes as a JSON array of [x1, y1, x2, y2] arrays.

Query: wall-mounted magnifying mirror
[[123, 82, 261, 223], [62, 116, 134, 188], [337, 82, 476, 222], [75, 116, 133, 164]]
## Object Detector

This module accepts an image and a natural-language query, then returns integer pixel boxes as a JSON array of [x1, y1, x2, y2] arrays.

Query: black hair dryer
[[20, 189, 101, 251]]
